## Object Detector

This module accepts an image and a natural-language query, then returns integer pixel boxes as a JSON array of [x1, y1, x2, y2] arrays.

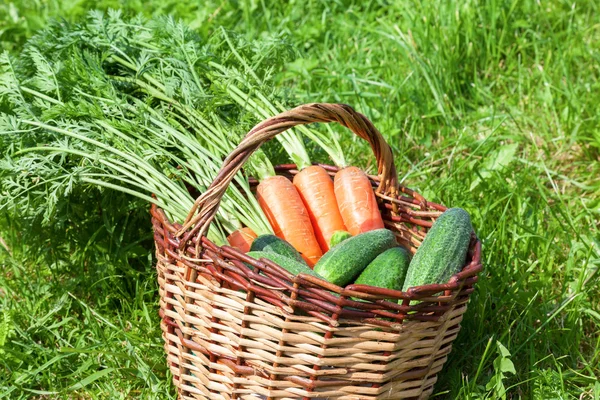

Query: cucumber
[[329, 230, 352, 247], [314, 229, 397, 286], [354, 247, 411, 294], [250, 234, 304, 263], [402, 208, 473, 291], [246, 251, 322, 278]]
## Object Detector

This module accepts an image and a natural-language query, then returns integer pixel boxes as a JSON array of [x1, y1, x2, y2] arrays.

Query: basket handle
[[176, 103, 399, 247]]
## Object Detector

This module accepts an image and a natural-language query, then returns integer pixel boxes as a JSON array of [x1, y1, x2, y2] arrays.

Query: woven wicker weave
[[151, 103, 482, 399]]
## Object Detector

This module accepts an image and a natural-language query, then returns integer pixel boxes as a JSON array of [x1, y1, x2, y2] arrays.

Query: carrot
[[334, 166, 385, 236], [227, 227, 257, 253], [256, 175, 323, 267], [293, 165, 346, 252]]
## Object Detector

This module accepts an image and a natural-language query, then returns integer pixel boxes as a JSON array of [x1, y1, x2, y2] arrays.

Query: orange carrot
[[334, 166, 384, 236], [227, 227, 257, 253], [293, 165, 346, 252], [256, 175, 323, 267]]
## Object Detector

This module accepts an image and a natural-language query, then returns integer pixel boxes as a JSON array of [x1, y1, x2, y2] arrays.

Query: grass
[[1, 0, 600, 399]]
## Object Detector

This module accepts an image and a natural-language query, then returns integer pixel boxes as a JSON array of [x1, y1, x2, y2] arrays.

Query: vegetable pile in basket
[[229, 161, 474, 293]]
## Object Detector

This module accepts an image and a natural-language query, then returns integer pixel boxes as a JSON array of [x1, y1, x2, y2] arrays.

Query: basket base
[[155, 246, 469, 399]]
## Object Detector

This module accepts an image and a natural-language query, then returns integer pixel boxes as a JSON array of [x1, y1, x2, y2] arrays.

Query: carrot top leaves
[[0, 13, 301, 243]]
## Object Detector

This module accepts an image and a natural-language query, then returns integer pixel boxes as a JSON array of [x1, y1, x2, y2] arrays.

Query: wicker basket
[[151, 103, 482, 400]]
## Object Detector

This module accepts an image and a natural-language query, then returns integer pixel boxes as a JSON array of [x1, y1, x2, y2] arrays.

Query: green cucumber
[[250, 234, 304, 263], [246, 251, 322, 278], [402, 208, 473, 291], [354, 247, 411, 295], [314, 229, 397, 286], [329, 230, 352, 247]]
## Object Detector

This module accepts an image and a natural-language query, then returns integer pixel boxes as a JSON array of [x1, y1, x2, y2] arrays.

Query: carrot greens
[[0, 13, 305, 243]]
